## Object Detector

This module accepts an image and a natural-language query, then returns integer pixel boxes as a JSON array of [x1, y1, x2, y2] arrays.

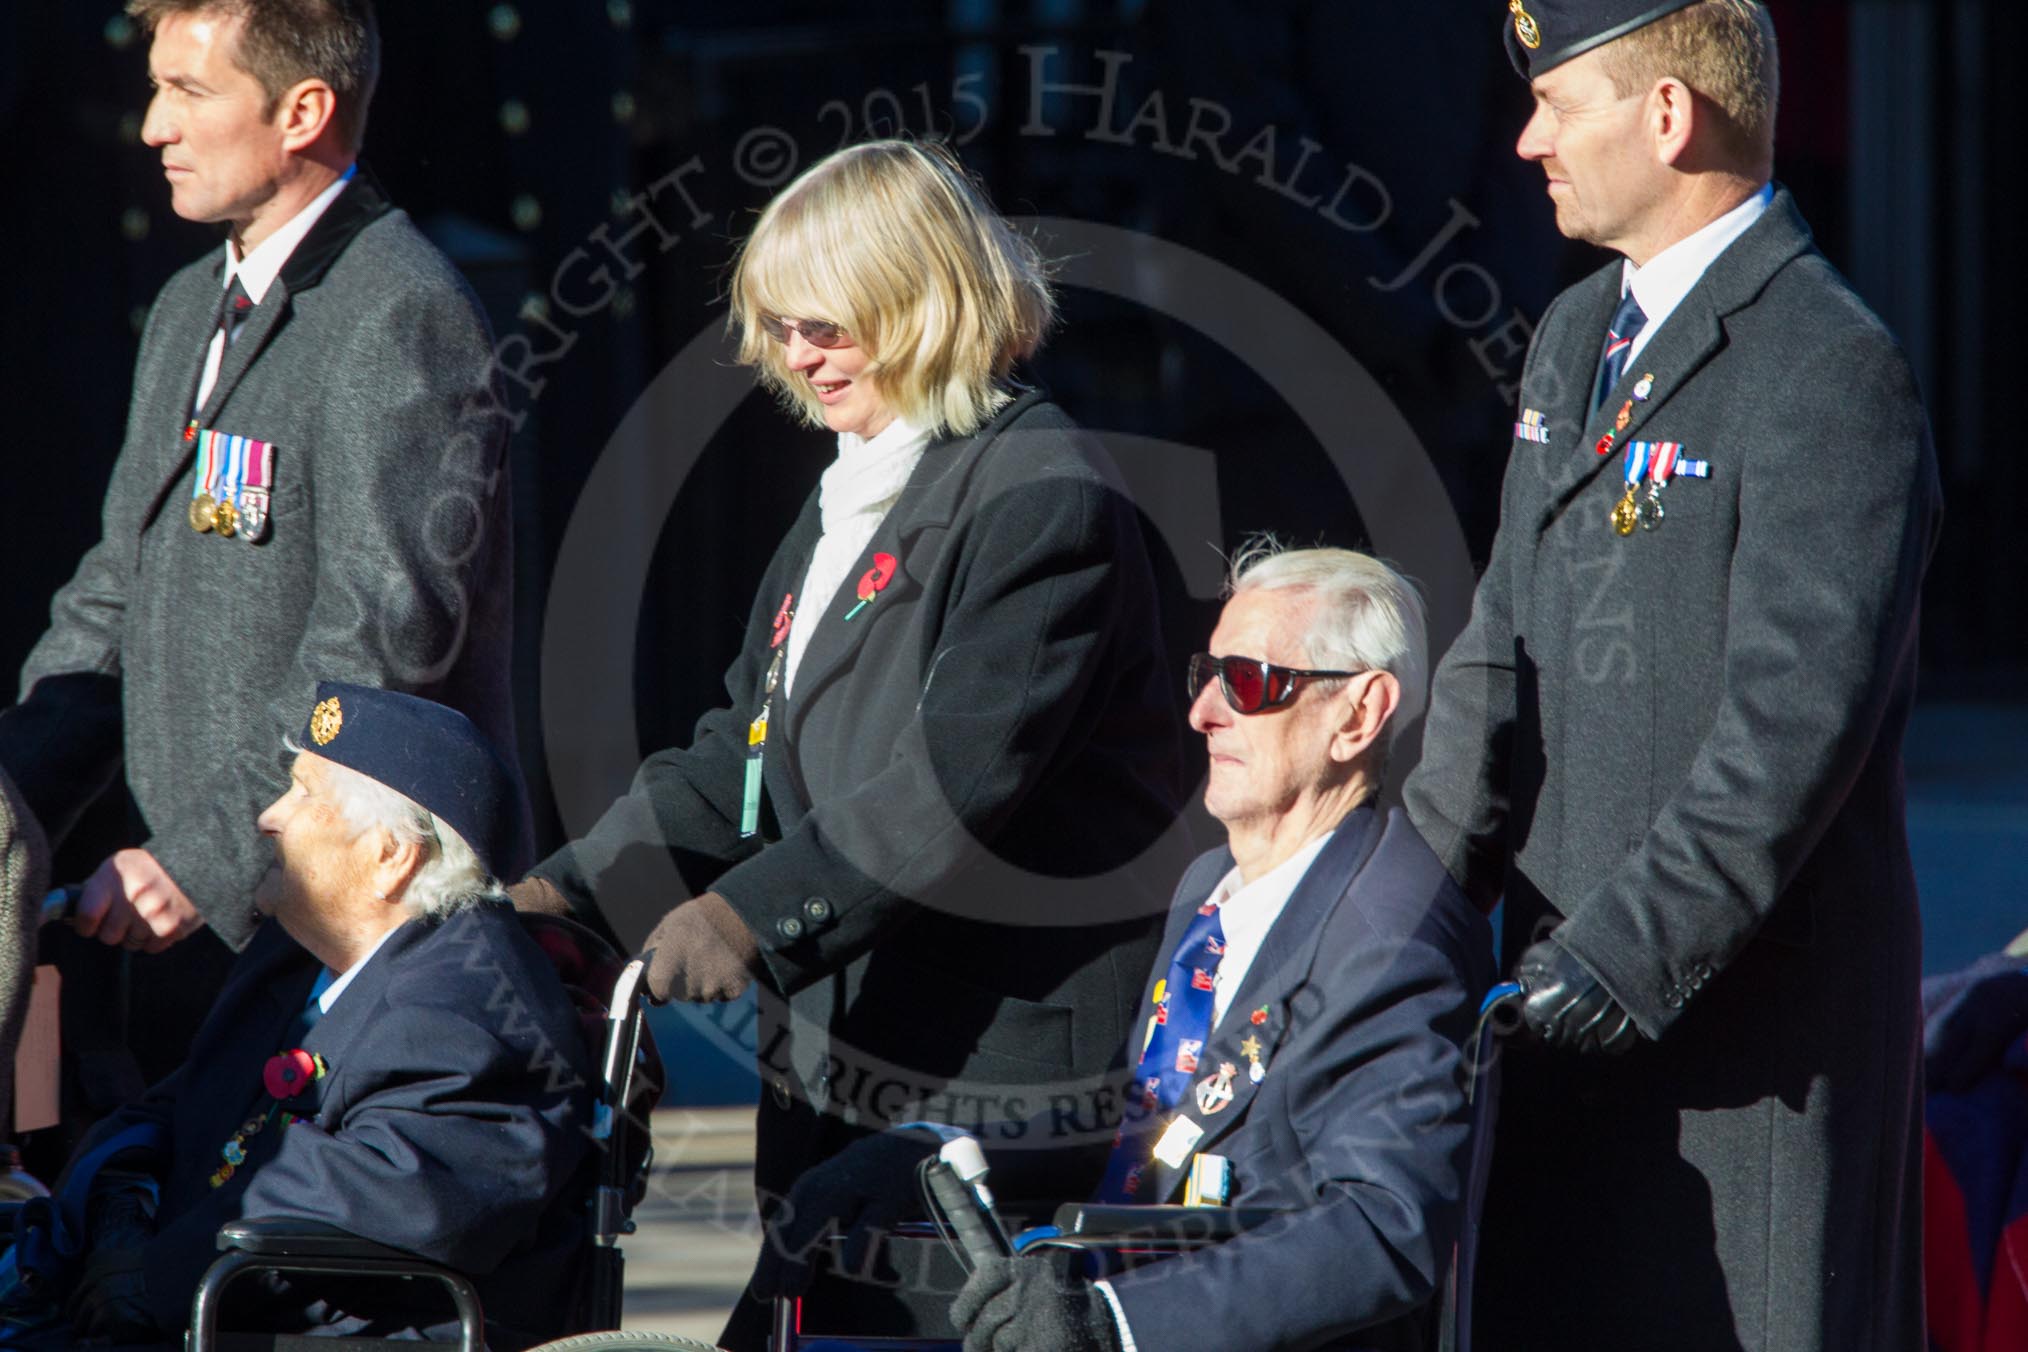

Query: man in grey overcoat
[[1406, 2, 1940, 1348], [0, 0, 511, 1086]]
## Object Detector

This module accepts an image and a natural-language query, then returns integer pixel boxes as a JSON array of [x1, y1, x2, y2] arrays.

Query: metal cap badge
[[1502, 0, 1703, 80], [309, 696, 344, 746]]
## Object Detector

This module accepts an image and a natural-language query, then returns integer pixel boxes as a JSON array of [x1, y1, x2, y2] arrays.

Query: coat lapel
[[294, 917, 426, 1121], [1143, 809, 1383, 1202], [781, 389, 1046, 736], [1535, 187, 1817, 528], [137, 169, 394, 535]]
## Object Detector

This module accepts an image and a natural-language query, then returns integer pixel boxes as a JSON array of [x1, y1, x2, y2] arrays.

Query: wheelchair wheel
[[527, 1333, 727, 1352]]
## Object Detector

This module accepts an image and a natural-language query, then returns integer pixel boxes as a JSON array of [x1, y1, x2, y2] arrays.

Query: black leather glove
[[952, 1254, 1121, 1352], [1516, 937, 1639, 1054], [66, 1245, 155, 1343], [749, 1126, 947, 1300]]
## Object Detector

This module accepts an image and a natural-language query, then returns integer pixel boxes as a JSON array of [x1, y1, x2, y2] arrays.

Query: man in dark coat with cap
[[1407, 2, 1938, 1348], [1, 685, 592, 1350]]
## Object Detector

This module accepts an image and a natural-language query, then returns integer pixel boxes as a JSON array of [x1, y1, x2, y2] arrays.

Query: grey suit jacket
[[1406, 187, 1939, 1349], [0, 174, 514, 946]]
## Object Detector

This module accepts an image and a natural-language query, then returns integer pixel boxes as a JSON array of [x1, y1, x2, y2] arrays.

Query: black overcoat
[[539, 391, 1187, 1203], [1407, 188, 1940, 1351]]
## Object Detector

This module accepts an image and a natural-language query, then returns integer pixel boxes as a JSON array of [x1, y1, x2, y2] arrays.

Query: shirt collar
[[1621, 181, 1774, 327], [308, 916, 404, 1017], [223, 162, 357, 303], [1207, 829, 1336, 914]]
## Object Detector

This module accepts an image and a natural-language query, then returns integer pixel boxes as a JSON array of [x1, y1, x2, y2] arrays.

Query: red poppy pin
[[844, 552, 898, 621], [769, 592, 795, 649], [1250, 1005, 1269, 1026], [263, 1048, 327, 1100]]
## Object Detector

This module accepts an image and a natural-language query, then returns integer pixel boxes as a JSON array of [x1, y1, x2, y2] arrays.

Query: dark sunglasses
[[1187, 652, 1362, 715], [758, 314, 851, 349]]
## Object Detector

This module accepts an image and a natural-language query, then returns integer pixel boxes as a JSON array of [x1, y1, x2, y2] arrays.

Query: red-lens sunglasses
[[1187, 652, 1361, 715]]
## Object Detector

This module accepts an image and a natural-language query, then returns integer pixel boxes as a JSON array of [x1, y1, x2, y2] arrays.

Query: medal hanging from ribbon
[[742, 594, 795, 839], [1610, 440, 1650, 536], [1638, 441, 1680, 530], [239, 438, 274, 541], [189, 430, 222, 534], [214, 433, 243, 538], [188, 431, 276, 543]]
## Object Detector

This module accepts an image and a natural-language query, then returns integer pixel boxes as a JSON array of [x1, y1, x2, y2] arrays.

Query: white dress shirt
[[1095, 829, 1336, 1351], [1202, 831, 1335, 1030], [1619, 181, 1773, 368], [303, 918, 403, 1027], [782, 414, 932, 696], [192, 163, 356, 412]]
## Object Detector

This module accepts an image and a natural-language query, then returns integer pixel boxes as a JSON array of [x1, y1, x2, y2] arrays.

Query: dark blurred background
[[3, 0, 2021, 1099]]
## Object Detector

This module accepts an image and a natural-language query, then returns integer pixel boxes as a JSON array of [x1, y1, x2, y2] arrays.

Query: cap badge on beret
[[310, 696, 344, 747], [1510, 0, 1543, 49]]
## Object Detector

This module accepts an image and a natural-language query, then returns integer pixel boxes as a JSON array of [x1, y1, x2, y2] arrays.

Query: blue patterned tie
[[1592, 288, 1648, 416], [1094, 901, 1227, 1201]]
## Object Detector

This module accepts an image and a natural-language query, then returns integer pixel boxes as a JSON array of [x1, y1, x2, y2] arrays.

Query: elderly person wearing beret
[[512, 138, 1186, 1348], [2, 684, 593, 1350]]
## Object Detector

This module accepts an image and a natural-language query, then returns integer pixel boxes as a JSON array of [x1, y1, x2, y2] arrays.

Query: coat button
[[803, 897, 831, 923], [777, 916, 804, 940], [771, 1075, 792, 1110]]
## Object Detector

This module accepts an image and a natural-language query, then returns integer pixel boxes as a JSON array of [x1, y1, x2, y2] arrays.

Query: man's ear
[[275, 77, 337, 154], [371, 829, 425, 904], [1328, 670, 1401, 766], [1650, 76, 1698, 168]]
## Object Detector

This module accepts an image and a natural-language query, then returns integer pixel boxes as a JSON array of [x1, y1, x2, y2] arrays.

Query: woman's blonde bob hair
[[729, 138, 1056, 439]]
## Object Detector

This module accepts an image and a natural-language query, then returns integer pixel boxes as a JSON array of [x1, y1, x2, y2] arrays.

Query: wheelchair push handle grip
[[924, 1156, 1012, 1266], [40, 887, 79, 928]]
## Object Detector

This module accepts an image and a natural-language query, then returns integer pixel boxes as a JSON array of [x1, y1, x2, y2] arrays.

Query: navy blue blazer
[[73, 904, 595, 1348], [1106, 807, 1494, 1352]]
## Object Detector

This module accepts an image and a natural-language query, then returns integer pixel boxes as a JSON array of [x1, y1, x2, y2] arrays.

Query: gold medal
[[189, 493, 217, 533], [1611, 488, 1640, 536], [213, 499, 240, 538]]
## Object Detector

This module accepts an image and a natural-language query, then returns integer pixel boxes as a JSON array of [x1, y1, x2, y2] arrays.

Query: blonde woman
[[514, 139, 1185, 1347]]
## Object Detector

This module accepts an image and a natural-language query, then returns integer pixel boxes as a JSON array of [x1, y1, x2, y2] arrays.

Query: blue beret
[[298, 682, 533, 882], [1503, 0, 1702, 79]]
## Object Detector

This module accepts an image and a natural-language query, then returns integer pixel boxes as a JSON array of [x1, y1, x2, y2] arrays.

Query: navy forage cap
[[1504, 0, 1702, 78], [299, 682, 533, 882]]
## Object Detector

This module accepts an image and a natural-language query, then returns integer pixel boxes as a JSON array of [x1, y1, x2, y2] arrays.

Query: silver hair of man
[[1224, 537, 1430, 751], [282, 738, 503, 919]]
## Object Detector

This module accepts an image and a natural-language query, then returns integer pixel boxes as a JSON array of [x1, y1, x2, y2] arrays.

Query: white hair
[[283, 738, 503, 920], [1225, 537, 1430, 752]]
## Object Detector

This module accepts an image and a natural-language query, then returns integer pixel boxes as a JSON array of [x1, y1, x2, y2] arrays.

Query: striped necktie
[[1592, 288, 1648, 416]]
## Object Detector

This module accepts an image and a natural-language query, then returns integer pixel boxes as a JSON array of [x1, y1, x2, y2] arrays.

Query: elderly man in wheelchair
[[0, 683, 614, 1351], [757, 545, 1496, 1352]]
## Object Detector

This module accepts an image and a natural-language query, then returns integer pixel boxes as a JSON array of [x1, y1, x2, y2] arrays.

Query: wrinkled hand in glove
[[641, 892, 763, 1004], [1516, 937, 1639, 1054], [951, 1253, 1121, 1352]]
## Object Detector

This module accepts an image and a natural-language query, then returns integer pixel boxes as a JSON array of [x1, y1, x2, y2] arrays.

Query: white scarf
[[783, 415, 932, 696]]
